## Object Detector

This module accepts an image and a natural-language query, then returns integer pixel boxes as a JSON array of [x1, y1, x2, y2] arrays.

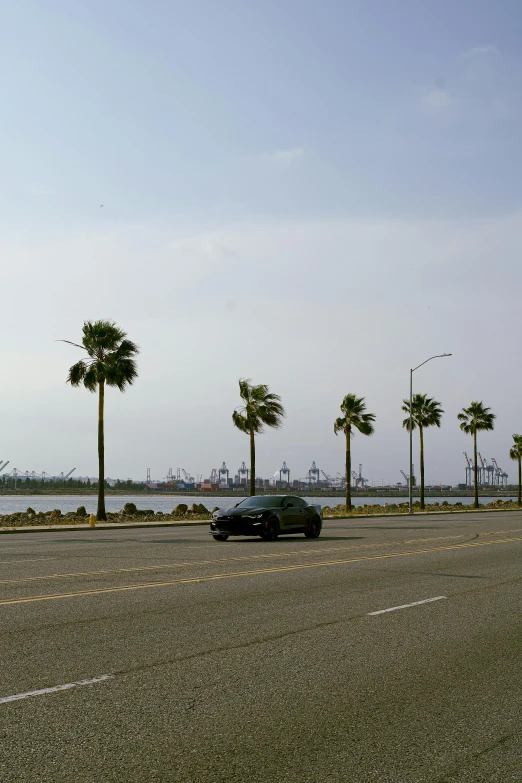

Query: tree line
[[63, 320, 521, 521]]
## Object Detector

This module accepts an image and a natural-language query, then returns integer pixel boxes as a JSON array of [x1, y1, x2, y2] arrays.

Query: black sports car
[[210, 495, 323, 541]]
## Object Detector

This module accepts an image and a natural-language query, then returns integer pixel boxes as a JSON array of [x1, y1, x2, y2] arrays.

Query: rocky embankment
[[324, 498, 519, 516], [0, 502, 215, 527], [0, 498, 519, 528]]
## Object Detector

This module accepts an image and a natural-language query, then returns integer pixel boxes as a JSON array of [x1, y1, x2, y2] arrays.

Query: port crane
[[400, 467, 415, 487], [308, 461, 320, 485], [351, 464, 368, 488], [238, 462, 249, 484], [463, 453, 473, 486], [278, 462, 290, 485], [218, 462, 229, 484]]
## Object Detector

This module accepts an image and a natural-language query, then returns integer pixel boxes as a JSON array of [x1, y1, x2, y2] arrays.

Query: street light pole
[[409, 353, 452, 515]]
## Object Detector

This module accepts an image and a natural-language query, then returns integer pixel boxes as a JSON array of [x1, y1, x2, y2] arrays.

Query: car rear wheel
[[212, 534, 229, 541], [304, 517, 322, 539], [261, 518, 279, 542]]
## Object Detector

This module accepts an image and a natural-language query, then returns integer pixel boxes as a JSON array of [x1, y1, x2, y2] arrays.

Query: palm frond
[[63, 320, 138, 394], [402, 393, 443, 430], [67, 360, 88, 387], [58, 339, 87, 351], [335, 393, 376, 437], [458, 401, 496, 434], [233, 379, 285, 436], [232, 409, 249, 433], [510, 434, 522, 461], [83, 364, 99, 392]]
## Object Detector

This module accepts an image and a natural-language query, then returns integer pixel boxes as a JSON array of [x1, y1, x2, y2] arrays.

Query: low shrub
[[173, 504, 188, 515], [76, 506, 87, 517], [26, 507, 36, 515], [123, 502, 137, 515]]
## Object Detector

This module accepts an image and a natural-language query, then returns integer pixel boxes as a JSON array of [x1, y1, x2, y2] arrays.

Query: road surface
[[1, 511, 521, 782]]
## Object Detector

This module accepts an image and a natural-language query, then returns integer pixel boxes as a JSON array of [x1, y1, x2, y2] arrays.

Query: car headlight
[[244, 513, 263, 519]]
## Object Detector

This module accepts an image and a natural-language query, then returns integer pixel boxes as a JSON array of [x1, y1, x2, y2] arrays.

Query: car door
[[279, 496, 296, 531], [281, 496, 301, 531], [292, 497, 308, 531]]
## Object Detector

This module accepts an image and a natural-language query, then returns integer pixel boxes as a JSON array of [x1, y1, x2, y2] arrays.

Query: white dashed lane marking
[[368, 596, 447, 615], [0, 674, 114, 705]]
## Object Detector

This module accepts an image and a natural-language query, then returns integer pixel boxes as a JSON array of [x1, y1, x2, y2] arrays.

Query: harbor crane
[[477, 453, 486, 486], [180, 468, 194, 483], [209, 468, 218, 483], [218, 462, 229, 484], [491, 458, 508, 487], [351, 464, 368, 488], [308, 461, 320, 485], [278, 461, 290, 485], [463, 453, 473, 486], [483, 456, 495, 486], [400, 467, 415, 487], [238, 462, 249, 484]]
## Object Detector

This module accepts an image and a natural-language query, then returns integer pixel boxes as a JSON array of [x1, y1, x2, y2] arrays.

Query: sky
[[1, 0, 521, 485]]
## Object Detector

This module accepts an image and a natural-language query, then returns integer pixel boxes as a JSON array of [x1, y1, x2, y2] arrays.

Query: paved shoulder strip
[[0, 674, 113, 704], [368, 596, 447, 615]]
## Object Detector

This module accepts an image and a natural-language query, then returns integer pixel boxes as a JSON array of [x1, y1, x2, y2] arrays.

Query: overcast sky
[[1, 0, 521, 485]]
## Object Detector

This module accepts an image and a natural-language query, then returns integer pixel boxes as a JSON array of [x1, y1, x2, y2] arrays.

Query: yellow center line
[[1, 527, 521, 588], [0, 534, 479, 586], [1, 536, 521, 607]]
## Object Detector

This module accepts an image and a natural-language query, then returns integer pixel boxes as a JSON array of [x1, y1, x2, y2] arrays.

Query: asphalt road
[[1, 511, 521, 782]]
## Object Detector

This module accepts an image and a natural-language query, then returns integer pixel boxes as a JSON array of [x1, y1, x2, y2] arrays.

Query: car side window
[[294, 497, 307, 509]]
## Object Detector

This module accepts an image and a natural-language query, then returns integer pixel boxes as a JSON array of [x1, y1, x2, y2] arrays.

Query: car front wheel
[[212, 534, 229, 541], [261, 518, 279, 542], [304, 517, 322, 538]]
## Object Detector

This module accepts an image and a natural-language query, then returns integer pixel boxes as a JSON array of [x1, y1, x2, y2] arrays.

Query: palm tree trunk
[[419, 426, 425, 511], [345, 428, 351, 509], [518, 458, 521, 507], [97, 380, 106, 520], [473, 431, 479, 509], [249, 427, 256, 497]]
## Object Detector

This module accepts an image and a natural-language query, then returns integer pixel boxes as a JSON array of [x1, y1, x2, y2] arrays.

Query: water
[[0, 495, 516, 515]]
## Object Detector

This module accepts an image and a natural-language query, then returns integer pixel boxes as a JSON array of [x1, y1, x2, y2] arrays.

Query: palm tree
[[458, 402, 496, 509], [334, 394, 376, 509], [402, 394, 444, 510], [232, 379, 285, 496], [509, 434, 522, 507], [61, 320, 139, 520]]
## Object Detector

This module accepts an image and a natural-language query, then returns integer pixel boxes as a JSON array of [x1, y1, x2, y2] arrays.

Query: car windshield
[[236, 497, 284, 508]]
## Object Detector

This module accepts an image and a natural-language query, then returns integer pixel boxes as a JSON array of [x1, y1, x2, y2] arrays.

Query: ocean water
[[0, 495, 515, 515]]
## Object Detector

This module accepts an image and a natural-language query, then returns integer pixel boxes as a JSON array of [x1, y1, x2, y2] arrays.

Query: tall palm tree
[[61, 320, 139, 520], [232, 379, 285, 496], [509, 434, 522, 507], [402, 394, 444, 510], [458, 401, 496, 509], [334, 394, 375, 509]]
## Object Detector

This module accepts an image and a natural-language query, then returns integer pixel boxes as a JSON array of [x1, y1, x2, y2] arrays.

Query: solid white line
[[0, 674, 113, 704], [368, 596, 447, 615]]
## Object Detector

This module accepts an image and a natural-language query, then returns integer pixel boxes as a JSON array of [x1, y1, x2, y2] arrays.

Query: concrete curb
[[0, 520, 211, 534]]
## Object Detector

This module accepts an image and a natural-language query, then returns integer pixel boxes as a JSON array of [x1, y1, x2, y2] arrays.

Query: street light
[[409, 354, 452, 514]]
